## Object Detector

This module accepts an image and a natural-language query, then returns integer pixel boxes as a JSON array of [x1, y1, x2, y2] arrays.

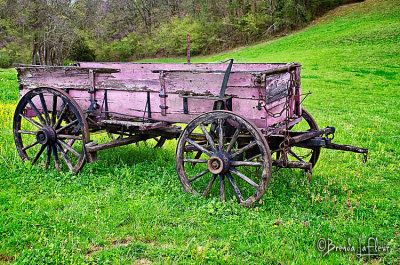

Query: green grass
[[1, 0, 400, 263]]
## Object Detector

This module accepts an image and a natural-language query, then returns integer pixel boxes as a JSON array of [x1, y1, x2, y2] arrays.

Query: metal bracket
[[159, 71, 168, 116], [99, 90, 109, 120], [88, 99, 99, 113], [87, 69, 99, 112], [104, 90, 109, 119], [142, 91, 152, 121], [254, 74, 266, 87], [257, 101, 263, 110], [225, 98, 232, 111], [183, 97, 189, 114]]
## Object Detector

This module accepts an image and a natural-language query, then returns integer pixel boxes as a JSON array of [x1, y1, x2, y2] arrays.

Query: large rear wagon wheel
[[13, 87, 90, 173], [175, 111, 272, 207]]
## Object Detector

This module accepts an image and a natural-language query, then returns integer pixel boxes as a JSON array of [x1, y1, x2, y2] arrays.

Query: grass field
[[1, 0, 399, 263]]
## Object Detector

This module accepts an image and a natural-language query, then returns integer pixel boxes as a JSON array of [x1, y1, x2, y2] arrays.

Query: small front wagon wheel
[[175, 111, 272, 207], [13, 87, 90, 173], [284, 108, 321, 168]]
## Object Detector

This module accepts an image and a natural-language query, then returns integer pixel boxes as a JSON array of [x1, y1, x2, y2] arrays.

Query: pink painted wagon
[[13, 60, 368, 206]]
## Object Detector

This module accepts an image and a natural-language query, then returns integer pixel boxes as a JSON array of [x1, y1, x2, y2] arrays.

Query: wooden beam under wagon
[[86, 135, 150, 153]]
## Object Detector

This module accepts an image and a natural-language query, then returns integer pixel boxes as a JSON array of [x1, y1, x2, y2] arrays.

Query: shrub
[[0, 52, 13, 68], [156, 16, 209, 56], [69, 39, 96, 62]]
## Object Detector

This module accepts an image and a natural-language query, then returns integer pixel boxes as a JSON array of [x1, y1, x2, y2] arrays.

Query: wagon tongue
[[270, 125, 369, 169], [323, 141, 369, 162], [286, 126, 369, 162]]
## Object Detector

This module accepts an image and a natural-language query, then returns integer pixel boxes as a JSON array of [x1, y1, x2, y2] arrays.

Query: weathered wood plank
[[272, 160, 312, 170]]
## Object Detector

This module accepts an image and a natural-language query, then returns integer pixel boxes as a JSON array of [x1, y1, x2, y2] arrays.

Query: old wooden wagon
[[13, 60, 368, 206]]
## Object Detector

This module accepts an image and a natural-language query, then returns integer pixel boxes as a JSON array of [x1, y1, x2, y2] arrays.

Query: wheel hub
[[207, 152, 231, 174], [36, 126, 57, 145]]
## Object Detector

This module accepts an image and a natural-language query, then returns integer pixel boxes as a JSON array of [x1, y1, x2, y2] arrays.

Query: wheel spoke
[[57, 139, 80, 157], [230, 161, 263, 167], [230, 167, 259, 188], [71, 123, 82, 135], [45, 145, 51, 168], [189, 169, 210, 182], [226, 172, 244, 202], [56, 143, 74, 171], [183, 158, 208, 163], [226, 124, 241, 153], [57, 101, 66, 119], [51, 145, 60, 171], [199, 124, 216, 153], [288, 149, 305, 162], [219, 174, 225, 201], [185, 138, 212, 157], [202, 174, 217, 197], [218, 119, 224, 152], [22, 141, 39, 151], [57, 134, 82, 140], [51, 95, 57, 126], [191, 151, 203, 167], [39, 93, 51, 125], [55, 119, 78, 134], [230, 141, 257, 159], [184, 141, 206, 152], [31, 144, 47, 166], [20, 113, 43, 129], [70, 138, 77, 146], [18, 130, 36, 135], [246, 153, 262, 162], [27, 99, 46, 125], [54, 102, 69, 129]]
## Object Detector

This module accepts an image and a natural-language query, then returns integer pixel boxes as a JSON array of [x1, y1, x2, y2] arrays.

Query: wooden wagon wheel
[[13, 87, 90, 173], [175, 111, 272, 207], [275, 108, 321, 168]]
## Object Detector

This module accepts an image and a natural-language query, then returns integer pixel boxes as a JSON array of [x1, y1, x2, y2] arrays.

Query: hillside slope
[[153, 0, 400, 165]]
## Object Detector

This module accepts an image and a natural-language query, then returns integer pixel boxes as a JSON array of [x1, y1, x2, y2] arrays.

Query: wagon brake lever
[[218, 59, 234, 101], [220, 58, 234, 63], [211, 59, 234, 134], [213, 59, 234, 112]]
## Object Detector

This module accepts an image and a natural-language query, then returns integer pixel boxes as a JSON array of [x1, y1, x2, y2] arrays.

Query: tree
[[0, 0, 363, 64]]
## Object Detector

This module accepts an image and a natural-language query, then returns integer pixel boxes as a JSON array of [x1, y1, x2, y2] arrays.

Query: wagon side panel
[[160, 70, 296, 130], [16, 63, 299, 132]]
